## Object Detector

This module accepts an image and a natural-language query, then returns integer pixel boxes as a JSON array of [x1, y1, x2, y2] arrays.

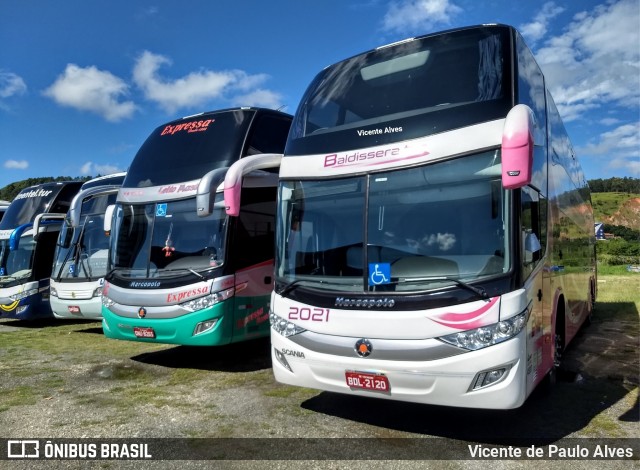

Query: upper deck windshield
[[124, 109, 255, 188], [276, 151, 510, 294], [286, 26, 512, 156], [0, 184, 65, 230], [108, 195, 227, 281], [52, 192, 117, 282]]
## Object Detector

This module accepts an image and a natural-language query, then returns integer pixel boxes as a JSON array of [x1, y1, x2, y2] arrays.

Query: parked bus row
[[0, 24, 596, 410]]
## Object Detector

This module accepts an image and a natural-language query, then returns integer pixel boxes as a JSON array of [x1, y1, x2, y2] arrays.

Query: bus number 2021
[[288, 307, 330, 322]]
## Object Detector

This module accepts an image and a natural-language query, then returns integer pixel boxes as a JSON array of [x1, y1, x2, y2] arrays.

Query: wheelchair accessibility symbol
[[156, 203, 168, 217], [368, 263, 391, 286]]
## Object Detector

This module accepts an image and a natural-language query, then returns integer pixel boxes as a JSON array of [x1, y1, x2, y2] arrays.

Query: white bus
[[49, 173, 126, 320], [270, 24, 596, 409], [101, 108, 292, 346]]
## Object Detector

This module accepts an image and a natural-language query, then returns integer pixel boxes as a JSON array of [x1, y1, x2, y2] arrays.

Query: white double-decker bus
[[49, 173, 126, 320], [270, 24, 596, 409]]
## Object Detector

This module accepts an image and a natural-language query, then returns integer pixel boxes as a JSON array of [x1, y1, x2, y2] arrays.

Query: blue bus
[[0, 181, 83, 319]]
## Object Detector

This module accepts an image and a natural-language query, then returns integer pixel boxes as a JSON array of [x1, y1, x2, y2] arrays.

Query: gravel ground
[[0, 299, 637, 469]]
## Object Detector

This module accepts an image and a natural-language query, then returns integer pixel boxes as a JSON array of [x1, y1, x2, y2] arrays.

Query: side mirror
[[196, 168, 229, 217], [224, 153, 282, 216], [103, 205, 115, 235], [68, 185, 120, 228], [58, 222, 73, 249], [525, 232, 541, 253], [501, 104, 534, 190]]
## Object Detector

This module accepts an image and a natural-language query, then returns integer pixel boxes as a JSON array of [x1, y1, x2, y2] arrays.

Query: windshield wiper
[[394, 276, 489, 299], [276, 279, 304, 296], [276, 278, 361, 296], [161, 267, 215, 280]]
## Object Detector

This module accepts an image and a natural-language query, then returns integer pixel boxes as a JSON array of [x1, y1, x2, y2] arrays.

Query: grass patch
[[592, 192, 640, 221], [596, 275, 640, 305], [0, 385, 39, 411], [166, 367, 205, 386], [263, 384, 317, 400], [597, 264, 639, 275]]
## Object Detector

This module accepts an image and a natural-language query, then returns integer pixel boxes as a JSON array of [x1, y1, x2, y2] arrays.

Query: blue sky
[[1, 0, 638, 191]]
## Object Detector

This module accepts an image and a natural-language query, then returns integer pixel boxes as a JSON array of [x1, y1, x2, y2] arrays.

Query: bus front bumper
[[101, 303, 233, 346], [51, 296, 103, 320], [270, 330, 528, 410]]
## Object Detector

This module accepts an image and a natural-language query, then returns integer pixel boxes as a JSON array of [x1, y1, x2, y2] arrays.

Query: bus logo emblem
[[355, 339, 372, 357], [138, 307, 147, 318]]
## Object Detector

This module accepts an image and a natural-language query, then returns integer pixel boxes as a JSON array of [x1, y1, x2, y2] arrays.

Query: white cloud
[[577, 123, 640, 177], [232, 89, 284, 109], [0, 71, 27, 111], [599, 117, 622, 126], [534, 0, 640, 123], [133, 50, 277, 113], [80, 161, 124, 176], [530, 0, 639, 177], [382, 0, 462, 34], [4, 159, 29, 170], [519, 2, 565, 44], [43, 64, 136, 122], [0, 71, 27, 99]]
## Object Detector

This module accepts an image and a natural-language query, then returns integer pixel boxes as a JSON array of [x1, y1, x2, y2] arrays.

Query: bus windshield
[[52, 214, 110, 281], [0, 236, 35, 287], [124, 109, 254, 188], [276, 151, 510, 293], [286, 26, 511, 156], [0, 186, 64, 230], [109, 195, 227, 280], [52, 192, 118, 281]]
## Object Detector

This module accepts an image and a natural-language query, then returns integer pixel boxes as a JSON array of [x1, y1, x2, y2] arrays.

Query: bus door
[[521, 185, 551, 393], [229, 186, 277, 341]]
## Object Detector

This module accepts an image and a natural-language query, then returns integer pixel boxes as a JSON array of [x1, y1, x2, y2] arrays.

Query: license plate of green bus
[[133, 327, 155, 339], [345, 371, 390, 392]]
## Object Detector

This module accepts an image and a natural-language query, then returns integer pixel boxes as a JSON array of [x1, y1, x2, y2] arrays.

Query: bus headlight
[[102, 295, 115, 308], [50, 286, 58, 297], [10, 288, 38, 301], [180, 288, 234, 312], [93, 286, 103, 298], [270, 312, 306, 337], [437, 307, 529, 351]]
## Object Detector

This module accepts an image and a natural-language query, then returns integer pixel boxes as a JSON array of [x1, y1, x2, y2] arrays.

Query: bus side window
[[243, 115, 291, 156], [232, 187, 277, 270], [521, 186, 547, 279]]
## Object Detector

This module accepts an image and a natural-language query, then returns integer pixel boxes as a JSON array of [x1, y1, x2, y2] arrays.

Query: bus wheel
[[546, 303, 565, 389], [585, 283, 596, 327], [548, 331, 563, 386]]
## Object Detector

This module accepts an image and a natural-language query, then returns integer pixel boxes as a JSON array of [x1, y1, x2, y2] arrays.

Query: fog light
[[274, 348, 292, 372], [16, 305, 28, 315], [193, 319, 218, 336], [470, 365, 511, 391]]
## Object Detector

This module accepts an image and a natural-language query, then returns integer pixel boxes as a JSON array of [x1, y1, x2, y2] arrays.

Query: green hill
[[592, 192, 640, 229]]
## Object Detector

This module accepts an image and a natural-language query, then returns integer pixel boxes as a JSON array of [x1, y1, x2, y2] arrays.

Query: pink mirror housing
[[223, 153, 282, 216], [501, 104, 534, 190]]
